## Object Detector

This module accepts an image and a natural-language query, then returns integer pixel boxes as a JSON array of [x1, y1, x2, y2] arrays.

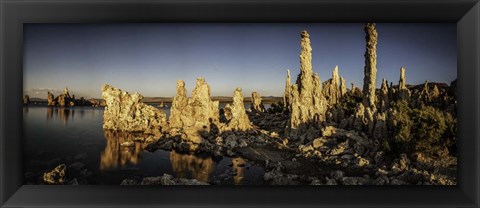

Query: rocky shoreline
[[38, 23, 457, 185]]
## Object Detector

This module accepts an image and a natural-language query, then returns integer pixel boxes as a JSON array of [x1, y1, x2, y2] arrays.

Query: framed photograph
[[1, 0, 479, 207]]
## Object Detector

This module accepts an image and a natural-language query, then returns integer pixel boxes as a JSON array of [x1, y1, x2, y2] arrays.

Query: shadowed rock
[[23, 95, 30, 105], [379, 79, 390, 112], [121, 173, 209, 185]]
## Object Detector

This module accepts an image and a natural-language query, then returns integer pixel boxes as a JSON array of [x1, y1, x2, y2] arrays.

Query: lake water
[[23, 106, 265, 185]]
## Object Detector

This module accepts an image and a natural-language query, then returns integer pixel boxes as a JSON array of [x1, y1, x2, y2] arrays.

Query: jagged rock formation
[[339, 76, 347, 97], [43, 164, 66, 184], [47, 92, 56, 106], [379, 79, 390, 112], [227, 88, 252, 131], [55, 88, 73, 107], [102, 84, 168, 134], [169, 80, 189, 129], [362, 23, 378, 109], [251, 91, 265, 113], [398, 67, 411, 100], [322, 66, 341, 105], [431, 85, 440, 102], [57, 94, 67, 107], [168, 78, 220, 146], [286, 30, 327, 137], [283, 69, 291, 111], [23, 95, 30, 105], [188, 78, 220, 128]]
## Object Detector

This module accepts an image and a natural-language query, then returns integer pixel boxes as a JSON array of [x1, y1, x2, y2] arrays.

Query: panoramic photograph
[[23, 23, 457, 185]]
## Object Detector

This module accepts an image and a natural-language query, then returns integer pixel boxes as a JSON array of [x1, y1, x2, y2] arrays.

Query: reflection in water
[[169, 150, 214, 182], [47, 107, 53, 120], [100, 130, 148, 171], [46, 107, 74, 126], [232, 157, 245, 185], [58, 108, 71, 125]]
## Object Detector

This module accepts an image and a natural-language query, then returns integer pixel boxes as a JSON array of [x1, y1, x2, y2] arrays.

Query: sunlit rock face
[[189, 78, 220, 130], [100, 130, 148, 171], [101, 84, 168, 134], [169, 80, 189, 130], [322, 66, 341, 105], [227, 88, 252, 131], [286, 30, 327, 137], [57, 94, 67, 107], [283, 69, 292, 111], [57, 87, 72, 107], [397, 67, 411, 100], [339, 76, 347, 98], [362, 23, 378, 109], [168, 78, 220, 145], [43, 164, 66, 184], [47, 92, 56, 106], [169, 150, 214, 182], [251, 91, 265, 113]]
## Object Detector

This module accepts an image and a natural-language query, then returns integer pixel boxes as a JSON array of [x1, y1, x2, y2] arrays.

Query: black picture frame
[[1, 0, 479, 207]]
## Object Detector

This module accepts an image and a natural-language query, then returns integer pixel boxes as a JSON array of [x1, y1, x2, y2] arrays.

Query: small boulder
[[43, 164, 66, 184]]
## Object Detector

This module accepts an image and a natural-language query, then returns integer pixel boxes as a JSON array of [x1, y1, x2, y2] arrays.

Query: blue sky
[[23, 23, 456, 99]]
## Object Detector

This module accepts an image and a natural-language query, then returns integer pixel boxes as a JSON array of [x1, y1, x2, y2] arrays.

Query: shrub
[[412, 105, 456, 156], [388, 100, 414, 153]]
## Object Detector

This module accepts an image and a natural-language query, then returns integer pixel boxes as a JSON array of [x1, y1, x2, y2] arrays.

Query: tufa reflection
[[169, 150, 214, 182], [46, 107, 74, 126], [100, 130, 149, 171]]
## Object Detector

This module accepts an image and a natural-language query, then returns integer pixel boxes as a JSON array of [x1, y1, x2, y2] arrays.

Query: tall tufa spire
[[362, 23, 378, 109]]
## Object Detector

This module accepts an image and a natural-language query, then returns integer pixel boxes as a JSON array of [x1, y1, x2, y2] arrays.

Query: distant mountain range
[[27, 82, 450, 104]]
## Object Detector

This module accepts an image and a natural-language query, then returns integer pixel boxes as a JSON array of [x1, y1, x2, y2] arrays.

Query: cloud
[[25, 88, 64, 98]]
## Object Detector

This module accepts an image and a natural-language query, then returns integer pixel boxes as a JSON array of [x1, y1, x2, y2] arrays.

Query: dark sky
[[23, 23, 456, 99]]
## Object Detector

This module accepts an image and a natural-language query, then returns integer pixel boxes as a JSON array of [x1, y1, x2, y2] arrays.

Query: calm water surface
[[23, 106, 265, 185]]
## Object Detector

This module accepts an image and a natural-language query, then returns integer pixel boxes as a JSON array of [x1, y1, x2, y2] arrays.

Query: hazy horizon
[[24, 23, 457, 99]]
